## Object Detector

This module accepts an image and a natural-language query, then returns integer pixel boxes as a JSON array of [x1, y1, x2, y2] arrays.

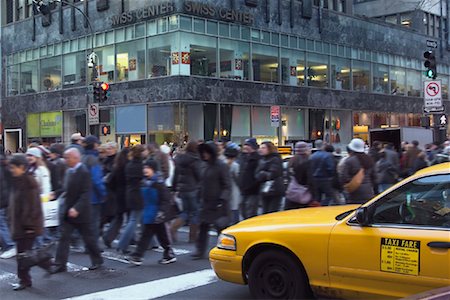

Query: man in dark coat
[[0, 152, 15, 258], [8, 154, 51, 290], [51, 148, 103, 273], [192, 142, 231, 259], [238, 138, 261, 219]]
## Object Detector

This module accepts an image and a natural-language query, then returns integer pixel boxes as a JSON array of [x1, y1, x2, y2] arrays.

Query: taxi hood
[[225, 205, 360, 233]]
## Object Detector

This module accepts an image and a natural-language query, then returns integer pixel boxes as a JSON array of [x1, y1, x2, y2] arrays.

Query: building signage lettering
[[111, 2, 175, 27], [184, 1, 254, 25]]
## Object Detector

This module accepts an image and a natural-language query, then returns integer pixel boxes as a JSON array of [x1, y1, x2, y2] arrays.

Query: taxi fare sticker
[[380, 238, 420, 276]]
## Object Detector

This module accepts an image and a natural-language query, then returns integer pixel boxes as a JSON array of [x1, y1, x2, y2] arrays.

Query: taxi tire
[[248, 250, 308, 299]]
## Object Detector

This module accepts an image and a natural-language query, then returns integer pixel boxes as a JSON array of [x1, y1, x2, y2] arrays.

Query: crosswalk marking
[[0, 270, 16, 282], [152, 247, 191, 255], [67, 262, 89, 272], [65, 269, 218, 300], [101, 251, 130, 264]]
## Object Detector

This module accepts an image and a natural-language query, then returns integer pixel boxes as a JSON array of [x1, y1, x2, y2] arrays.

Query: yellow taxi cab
[[210, 163, 450, 299]]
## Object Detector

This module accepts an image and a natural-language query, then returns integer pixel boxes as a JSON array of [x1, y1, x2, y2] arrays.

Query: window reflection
[[187, 34, 217, 77], [7, 65, 19, 96], [281, 49, 305, 86], [116, 39, 146, 82], [331, 57, 350, 90], [406, 70, 421, 97], [63, 52, 86, 87], [253, 44, 279, 83], [20, 61, 39, 93], [96, 46, 115, 82], [353, 60, 370, 92], [219, 39, 249, 80], [307, 53, 328, 88], [148, 33, 176, 77], [390, 67, 406, 95], [373, 64, 389, 94]]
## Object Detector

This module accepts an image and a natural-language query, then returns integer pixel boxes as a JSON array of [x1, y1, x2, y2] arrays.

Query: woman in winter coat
[[192, 142, 231, 259], [102, 148, 129, 248], [25, 148, 52, 196], [117, 145, 145, 254], [171, 140, 203, 242], [340, 138, 377, 204], [8, 154, 51, 291], [255, 142, 285, 214], [285, 141, 312, 210], [224, 144, 241, 224]]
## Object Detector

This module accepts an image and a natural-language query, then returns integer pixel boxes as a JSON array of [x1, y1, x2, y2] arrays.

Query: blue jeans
[[179, 191, 200, 225], [0, 208, 14, 250], [117, 210, 142, 252]]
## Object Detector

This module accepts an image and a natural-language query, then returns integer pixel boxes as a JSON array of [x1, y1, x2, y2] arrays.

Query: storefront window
[[186, 34, 218, 77], [252, 106, 277, 144], [230, 105, 251, 144], [373, 64, 389, 94], [219, 39, 250, 80], [252, 44, 279, 83], [116, 39, 146, 82], [281, 49, 305, 86], [40, 56, 62, 91], [406, 70, 421, 97], [282, 108, 306, 142], [184, 103, 205, 141], [353, 112, 372, 142], [331, 110, 352, 147], [7, 65, 19, 95], [63, 110, 87, 144], [96, 46, 115, 82], [63, 52, 86, 87], [389, 113, 408, 128], [407, 113, 421, 126], [373, 113, 389, 128], [20, 61, 39, 93], [148, 33, 176, 77], [309, 109, 326, 141], [330, 57, 350, 90], [307, 53, 328, 88], [352, 60, 370, 92], [148, 103, 181, 145], [390, 67, 406, 95]]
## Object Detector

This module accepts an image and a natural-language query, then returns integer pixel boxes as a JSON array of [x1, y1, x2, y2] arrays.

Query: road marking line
[[178, 227, 218, 236], [152, 247, 191, 255], [101, 251, 130, 264], [67, 262, 89, 272], [0, 270, 16, 282], [65, 269, 218, 300]]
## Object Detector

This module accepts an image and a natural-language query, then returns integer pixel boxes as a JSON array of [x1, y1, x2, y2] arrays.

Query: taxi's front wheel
[[248, 250, 309, 299]]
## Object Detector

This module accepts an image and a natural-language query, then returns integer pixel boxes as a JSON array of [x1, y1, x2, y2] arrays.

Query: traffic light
[[424, 51, 437, 79], [93, 82, 101, 102], [100, 82, 110, 102]]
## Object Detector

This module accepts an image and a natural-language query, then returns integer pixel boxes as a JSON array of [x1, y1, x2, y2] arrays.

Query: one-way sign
[[426, 40, 438, 48]]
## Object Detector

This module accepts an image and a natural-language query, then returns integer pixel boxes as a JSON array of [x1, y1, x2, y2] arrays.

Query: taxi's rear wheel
[[248, 250, 308, 299]]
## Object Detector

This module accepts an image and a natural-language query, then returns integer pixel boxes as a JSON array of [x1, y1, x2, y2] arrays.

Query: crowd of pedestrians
[[0, 134, 449, 290]]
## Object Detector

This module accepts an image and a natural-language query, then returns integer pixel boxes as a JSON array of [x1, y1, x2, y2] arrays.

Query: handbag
[[260, 180, 275, 196], [17, 247, 52, 270], [344, 168, 365, 193], [285, 177, 312, 204]]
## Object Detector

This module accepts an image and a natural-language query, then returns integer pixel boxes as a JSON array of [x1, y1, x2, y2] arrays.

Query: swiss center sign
[[270, 106, 280, 127], [423, 80, 442, 109], [88, 103, 100, 125]]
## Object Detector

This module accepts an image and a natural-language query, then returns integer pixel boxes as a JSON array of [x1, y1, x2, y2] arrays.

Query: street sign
[[270, 106, 280, 127], [423, 80, 443, 110], [426, 40, 438, 48], [88, 103, 99, 125], [423, 105, 445, 113]]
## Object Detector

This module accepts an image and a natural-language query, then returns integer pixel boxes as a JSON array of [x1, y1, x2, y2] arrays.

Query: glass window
[[63, 52, 86, 87], [281, 49, 305, 86], [96, 46, 115, 82], [271, 33, 279, 45], [147, 20, 157, 36], [252, 106, 278, 144], [231, 25, 240, 39], [252, 44, 279, 83], [148, 103, 180, 144], [372, 174, 450, 228], [407, 70, 421, 97], [299, 38, 305, 49], [126, 25, 135, 40], [207, 20, 218, 35], [307, 53, 329, 88], [261, 31, 270, 44], [290, 36, 297, 48], [307, 40, 314, 51], [353, 60, 370, 92], [40, 56, 62, 91], [7, 65, 20, 96], [169, 16, 179, 31], [20, 61, 39, 93], [241, 27, 250, 40], [116, 39, 146, 82], [180, 16, 192, 30], [189, 34, 218, 77], [105, 31, 115, 44], [281, 34, 288, 47], [135, 23, 145, 38], [219, 23, 229, 37], [219, 39, 250, 80], [158, 18, 168, 33], [373, 64, 389, 94], [147, 33, 176, 78], [331, 57, 350, 90], [390, 67, 406, 95], [193, 18, 205, 33], [230, 105, 251, 144], [115, 28, 125, 43]]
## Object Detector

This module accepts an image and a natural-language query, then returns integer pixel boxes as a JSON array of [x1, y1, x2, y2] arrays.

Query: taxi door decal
[[380, 238, 420, 276]]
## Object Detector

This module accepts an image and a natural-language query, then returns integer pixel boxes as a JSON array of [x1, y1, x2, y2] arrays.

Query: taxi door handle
[[427, 242, 450, 249]]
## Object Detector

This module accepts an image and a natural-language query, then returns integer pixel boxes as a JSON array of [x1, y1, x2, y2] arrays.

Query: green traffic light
[[426, 69, 436, 78]]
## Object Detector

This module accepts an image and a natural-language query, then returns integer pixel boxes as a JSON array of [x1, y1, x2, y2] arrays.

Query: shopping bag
[[42, 199, 59, 227]]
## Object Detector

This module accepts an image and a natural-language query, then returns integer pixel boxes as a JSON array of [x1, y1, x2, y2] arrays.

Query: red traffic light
[[100, 82, 110, 91]]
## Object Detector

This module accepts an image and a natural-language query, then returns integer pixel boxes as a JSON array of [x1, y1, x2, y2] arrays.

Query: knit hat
[[143, 159, 159, 171], [295, 141, 309, 155], [347, 138, 365, 153], [244, 138, 258, 150], [224, 143, 240, 158], [84, 135, 100, 146], [49, 144, 65, 156], [26, 147, 42, 158], [9, 154, 29, 168]]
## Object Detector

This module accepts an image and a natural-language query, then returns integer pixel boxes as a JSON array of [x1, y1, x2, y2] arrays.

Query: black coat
[[198, 142, 232, 224], [49, 157, 67, 198], [172, 152, 202, 193], [255, 153, 285, 197], [61, 164, 92, 224], [102, 154, 117, 218], [340, 155, 376, 204], [125, 158, 144, 211], [109, 163, 128, 214], [0, 159, 11, 209], [238, 151, 261, 196], [8, 174, 44, 240]]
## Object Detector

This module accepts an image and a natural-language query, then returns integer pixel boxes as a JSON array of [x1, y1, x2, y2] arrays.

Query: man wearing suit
[[51, 148, 103, 273]]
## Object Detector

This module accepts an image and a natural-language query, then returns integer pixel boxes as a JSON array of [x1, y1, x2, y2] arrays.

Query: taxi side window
[[371, 174, 450, 229]]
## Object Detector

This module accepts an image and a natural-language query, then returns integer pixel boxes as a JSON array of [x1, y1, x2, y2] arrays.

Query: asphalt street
[[0, 228, 252, 300]]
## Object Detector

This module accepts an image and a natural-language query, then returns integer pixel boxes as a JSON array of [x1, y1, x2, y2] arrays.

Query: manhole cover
[[71, 268, 127, 279]]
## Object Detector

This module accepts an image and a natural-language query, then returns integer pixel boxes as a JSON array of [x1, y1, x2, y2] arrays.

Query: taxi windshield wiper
[[335, 209, 356, 221]]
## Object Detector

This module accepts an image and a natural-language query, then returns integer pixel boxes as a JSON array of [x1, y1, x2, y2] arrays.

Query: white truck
[[369, 127, 434, 150]]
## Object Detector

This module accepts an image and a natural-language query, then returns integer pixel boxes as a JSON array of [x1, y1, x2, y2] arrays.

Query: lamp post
[[32, 0, 98, 81]]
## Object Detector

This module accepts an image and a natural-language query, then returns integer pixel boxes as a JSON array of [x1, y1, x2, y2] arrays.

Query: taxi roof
[[414, 162, 450, 176]]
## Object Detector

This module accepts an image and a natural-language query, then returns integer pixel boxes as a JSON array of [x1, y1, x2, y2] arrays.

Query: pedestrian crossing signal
[[101, 125, 111, 136]]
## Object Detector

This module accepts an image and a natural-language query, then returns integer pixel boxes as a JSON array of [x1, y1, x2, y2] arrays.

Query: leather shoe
[[12, 283, 32, 291], [49, 266, 67, 274], [88, 263, 103, 270]]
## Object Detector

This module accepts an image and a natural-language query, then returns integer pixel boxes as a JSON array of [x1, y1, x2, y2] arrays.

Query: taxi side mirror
[[355, 207, 370, 226]]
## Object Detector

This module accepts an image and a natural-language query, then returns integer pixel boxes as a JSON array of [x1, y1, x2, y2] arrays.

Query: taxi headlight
[[217, 233, 236, 251]]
